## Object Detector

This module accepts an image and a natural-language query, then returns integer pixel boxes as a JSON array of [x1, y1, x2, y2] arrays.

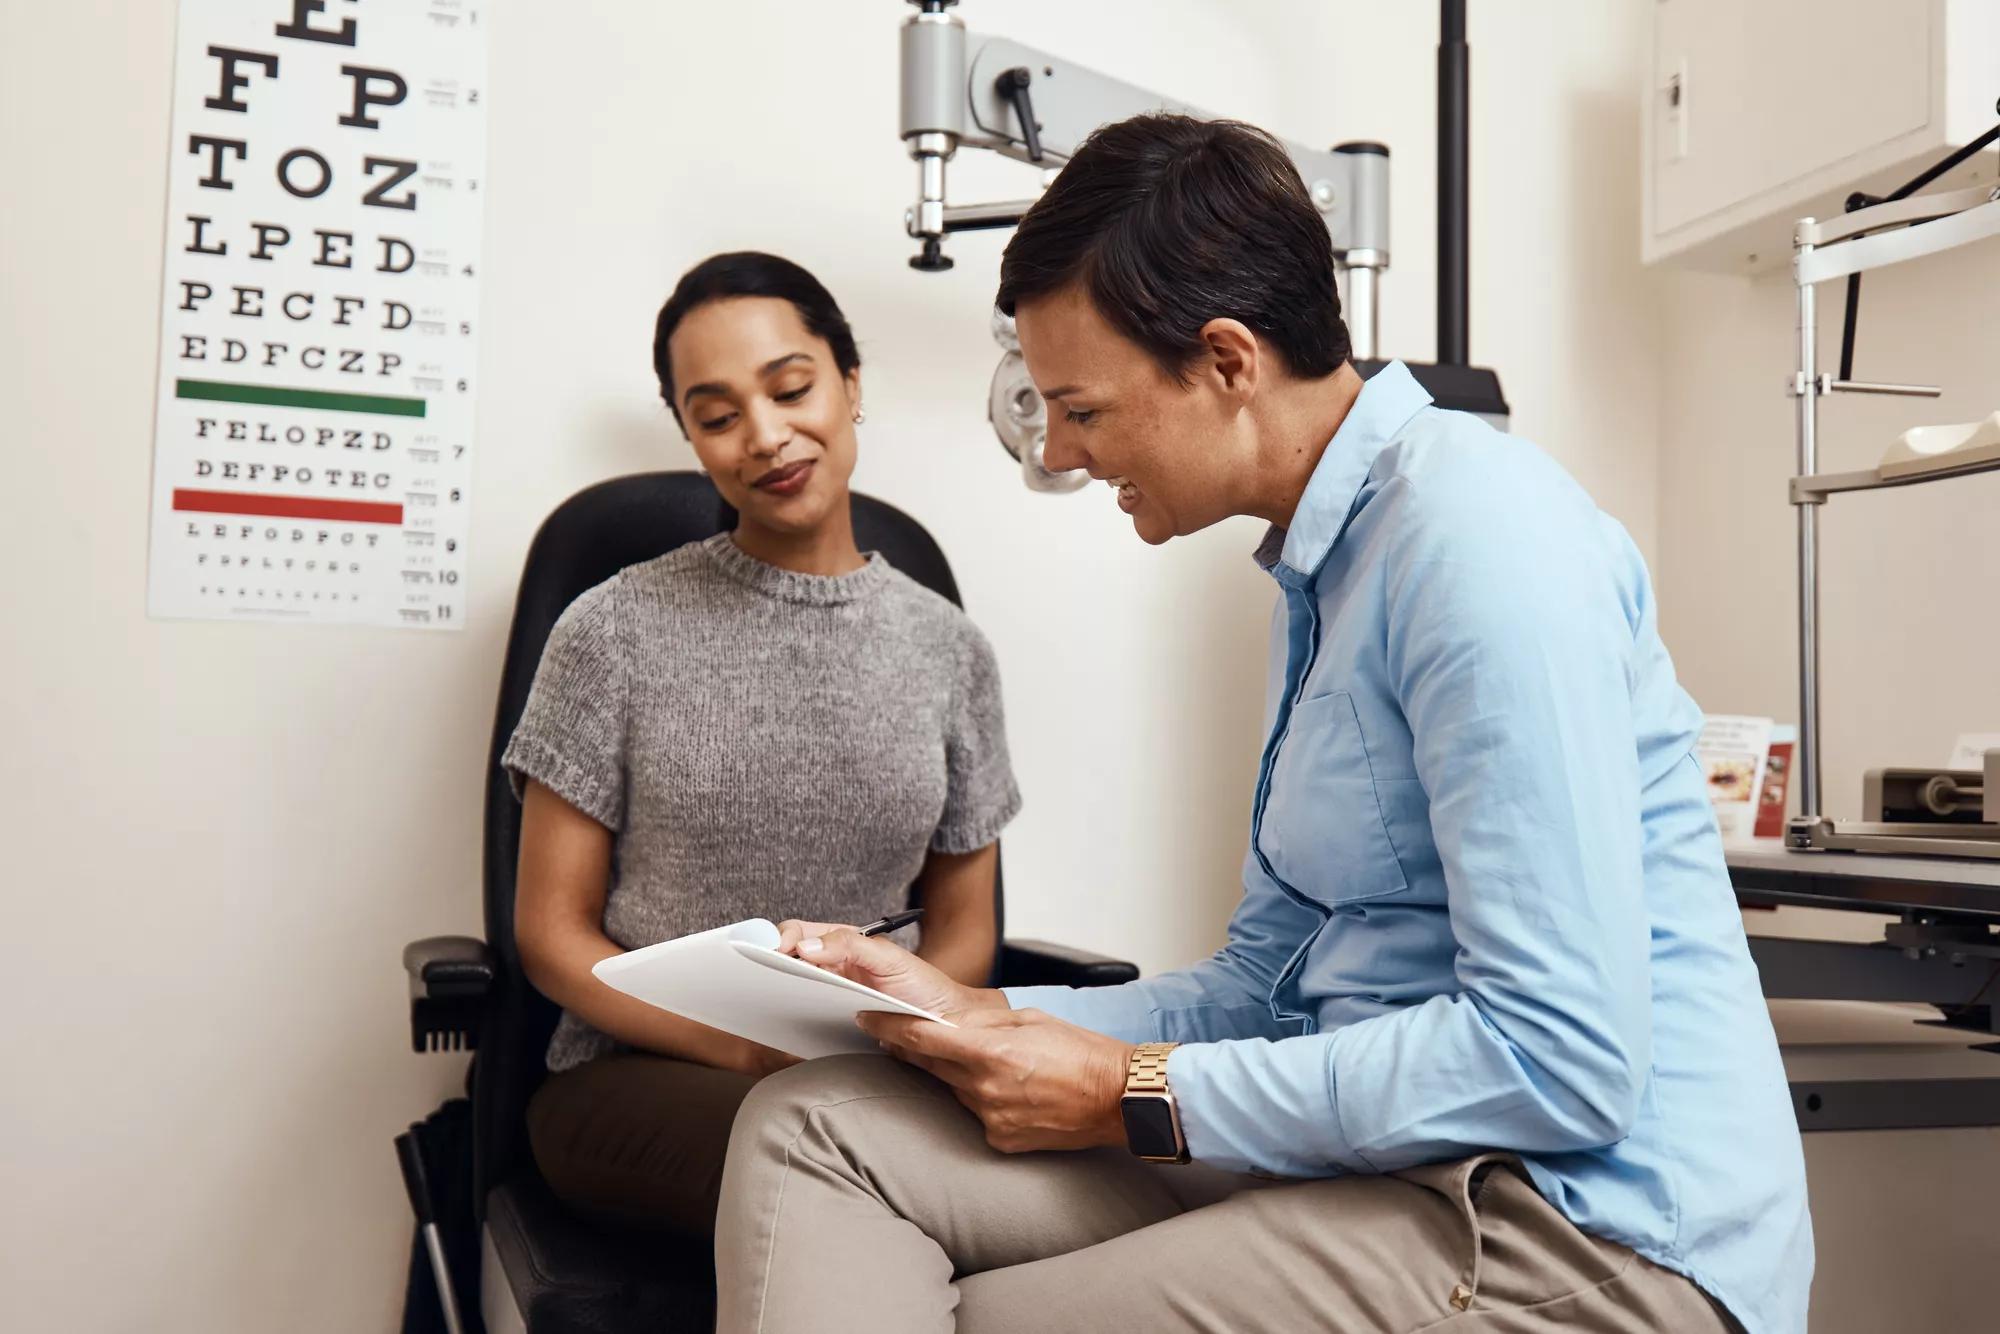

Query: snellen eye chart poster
[[148, 0, 488, 630]]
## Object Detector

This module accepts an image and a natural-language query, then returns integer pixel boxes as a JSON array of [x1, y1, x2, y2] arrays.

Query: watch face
[[1120, 1094, 1180, 1159]]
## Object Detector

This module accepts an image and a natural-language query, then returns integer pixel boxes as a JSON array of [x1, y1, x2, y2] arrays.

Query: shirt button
[[1449, 1284, 1474, 1312]]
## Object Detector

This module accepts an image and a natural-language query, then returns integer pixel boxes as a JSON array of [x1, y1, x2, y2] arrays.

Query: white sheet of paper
[[591, 919, 952, 1059]]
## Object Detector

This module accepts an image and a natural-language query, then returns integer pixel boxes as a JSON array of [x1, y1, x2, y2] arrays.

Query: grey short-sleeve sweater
[[502, 532, 1022, 1072]]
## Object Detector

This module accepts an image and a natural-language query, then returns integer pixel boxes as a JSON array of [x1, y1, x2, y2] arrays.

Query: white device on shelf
[[1880, 411, 2000, 482]]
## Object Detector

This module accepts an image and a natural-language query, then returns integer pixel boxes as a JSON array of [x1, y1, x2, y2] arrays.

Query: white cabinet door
[[1653, 0, 1933, 236]]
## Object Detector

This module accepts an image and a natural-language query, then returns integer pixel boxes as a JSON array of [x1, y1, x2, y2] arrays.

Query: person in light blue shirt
[[713, 114, 1811, 1334]]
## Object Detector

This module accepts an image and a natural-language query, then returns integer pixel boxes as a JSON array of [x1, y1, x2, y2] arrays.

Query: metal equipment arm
[[897, 0, 1390, 360]]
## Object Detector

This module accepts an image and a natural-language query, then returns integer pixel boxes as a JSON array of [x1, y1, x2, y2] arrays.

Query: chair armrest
[[404, 935, 496, 995], [998, 938, 1140, 989], [403, 936, 495, 1054]]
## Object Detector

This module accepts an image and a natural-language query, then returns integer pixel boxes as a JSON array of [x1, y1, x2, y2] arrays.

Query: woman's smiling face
[[669, 296, 861, 535]]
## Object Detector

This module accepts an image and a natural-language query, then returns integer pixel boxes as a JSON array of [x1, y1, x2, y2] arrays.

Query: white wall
[[0, 3, 1656, 1330]]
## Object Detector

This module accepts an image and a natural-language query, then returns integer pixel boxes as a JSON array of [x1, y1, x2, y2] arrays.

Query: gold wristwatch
[[1119, 1042, 1188, 1163]]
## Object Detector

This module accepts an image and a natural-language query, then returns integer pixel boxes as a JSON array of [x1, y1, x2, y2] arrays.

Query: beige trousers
[[714, 1055, 1737, 1334]]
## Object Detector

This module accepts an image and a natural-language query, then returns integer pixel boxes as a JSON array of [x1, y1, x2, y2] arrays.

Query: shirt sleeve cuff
[[1167, 1034, 1368, 1178], [500, 735, 622, 830], [1001, 984, 1161, 1043], [931, 780, 1023, 854]]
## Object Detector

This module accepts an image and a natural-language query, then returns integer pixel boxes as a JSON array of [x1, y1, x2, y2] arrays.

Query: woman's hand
[[774, 920, 1006, 1023]]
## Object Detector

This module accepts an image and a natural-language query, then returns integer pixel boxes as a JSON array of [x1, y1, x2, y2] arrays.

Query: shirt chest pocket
[[1259, 690, 1409, 906]]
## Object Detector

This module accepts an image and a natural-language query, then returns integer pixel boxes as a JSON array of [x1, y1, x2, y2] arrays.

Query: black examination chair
[[396, 472, 1140, 1334]]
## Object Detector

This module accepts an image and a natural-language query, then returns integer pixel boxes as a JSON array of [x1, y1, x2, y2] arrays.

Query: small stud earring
[[853, 406, 866, 425]]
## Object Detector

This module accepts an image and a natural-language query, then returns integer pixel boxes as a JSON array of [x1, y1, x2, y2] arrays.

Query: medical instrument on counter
[[895, 0, 1507, 490], [1868, 757, 1996, 826], [1789, 749, 2000, 861], [1784, 98, 2000, 860]]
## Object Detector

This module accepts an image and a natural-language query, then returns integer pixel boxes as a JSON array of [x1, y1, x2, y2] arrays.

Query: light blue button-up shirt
[[1010, 362, 1812, 1334]]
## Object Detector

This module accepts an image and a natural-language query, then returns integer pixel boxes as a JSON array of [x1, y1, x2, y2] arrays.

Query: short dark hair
[[651, 252, 861, 421], [997, 114, 1349, 383]]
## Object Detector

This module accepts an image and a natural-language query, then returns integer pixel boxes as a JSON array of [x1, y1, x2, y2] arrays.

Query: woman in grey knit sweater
[[502, 253, 1022, 1238]]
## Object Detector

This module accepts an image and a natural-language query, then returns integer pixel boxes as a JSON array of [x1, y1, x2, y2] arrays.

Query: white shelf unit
[[1784, 183, 2000, 858]]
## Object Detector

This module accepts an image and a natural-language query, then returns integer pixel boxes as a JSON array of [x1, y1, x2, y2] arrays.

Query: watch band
[[1127, 1042, 1179, 1093], [1122, 1042, 1187, 1164]]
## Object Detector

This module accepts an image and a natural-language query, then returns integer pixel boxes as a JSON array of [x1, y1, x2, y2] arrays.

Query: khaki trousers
[[715, 1055, 1737, 1334]]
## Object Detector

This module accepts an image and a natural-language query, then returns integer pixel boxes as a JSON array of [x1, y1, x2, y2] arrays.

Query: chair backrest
[[473, 471, 1001, 1199]]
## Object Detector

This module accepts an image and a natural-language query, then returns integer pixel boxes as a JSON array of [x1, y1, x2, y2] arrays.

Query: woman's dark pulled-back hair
[[651, 252, 861, 424], [997, 114, 1349, 383]]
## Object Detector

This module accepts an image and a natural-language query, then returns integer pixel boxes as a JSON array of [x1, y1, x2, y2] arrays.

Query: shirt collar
[[1253, 360, 1433, 582]]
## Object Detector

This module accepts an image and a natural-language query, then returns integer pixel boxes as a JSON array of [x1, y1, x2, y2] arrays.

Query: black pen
[[858, 908, 925, 938]]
